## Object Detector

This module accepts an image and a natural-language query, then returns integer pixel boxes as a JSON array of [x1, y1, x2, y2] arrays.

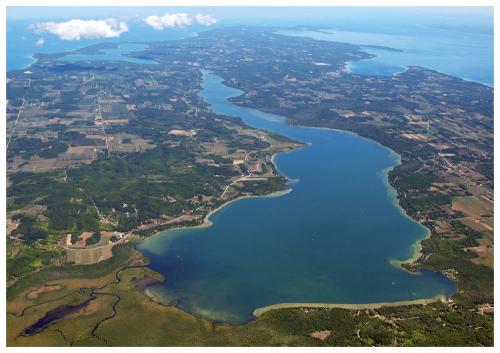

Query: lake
[[277, 28, 493, 86], [137, 71, 456, 324], [61, 43, 157, 65], [7, 22, 465, 324], [6, 19, 199, 71]]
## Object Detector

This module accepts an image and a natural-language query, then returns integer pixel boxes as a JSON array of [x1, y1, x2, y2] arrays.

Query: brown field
[[54, 157, 96, 169], [65, 145, 98, 155], [212, 139, 229, 155], [459, 217, 493, 232], [85, 134, 107, 140], [104, 119, 129, 125], [433, 219, 452, 234], [26, 285, 62, 300], [66, 244, 113, 265], [108, 134, 155, 153], [310, 330, 332, 341], [401, 133, 428, 141], [14, 156, 58, 173], [168, 129, 197, 137], [469, 237, 494, 269], [74, 232, 94, 248], [99, 231, 120, 244], [66, 232, 121, 265], [452, 196, 493, 219], [8, 148, 99, 173], [21, 204, 47, 215]]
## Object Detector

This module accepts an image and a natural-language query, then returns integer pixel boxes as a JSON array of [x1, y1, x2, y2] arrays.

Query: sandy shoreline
[[139, 76, 450, 320], [376, 161, 433, 270], [253, 294, 446, 318], [148, 187, 293, 238], [286, 123, 433, 270], [200, 187, 293, 229]]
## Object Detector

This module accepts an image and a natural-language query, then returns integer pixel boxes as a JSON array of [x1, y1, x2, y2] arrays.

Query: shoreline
[[203, 69, 434, 274], [277, 29, 493, 87], [137, 72, 454, 320], [253, 294, 446, 318], [198, 187, 293, 230], [145, 186, 294, 239], [253, 119, 434, 272], [376, 161, 433, 270]]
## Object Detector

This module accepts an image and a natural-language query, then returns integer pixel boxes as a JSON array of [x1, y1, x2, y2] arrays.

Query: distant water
[[9, 18, 492, 86], [6, 19, 200, 71], [61, 43, 157, 65], [138, 71, 456, 324], [277, 28, 493, 86]]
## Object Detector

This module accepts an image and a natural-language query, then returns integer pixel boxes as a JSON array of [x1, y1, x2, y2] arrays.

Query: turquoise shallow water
[[137, 71, 456, 324]]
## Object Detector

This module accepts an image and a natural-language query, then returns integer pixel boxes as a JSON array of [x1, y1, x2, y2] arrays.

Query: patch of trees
[[85, 231, 102, 246], [11, 215, 48, 244], [7, 137, 68, 159]]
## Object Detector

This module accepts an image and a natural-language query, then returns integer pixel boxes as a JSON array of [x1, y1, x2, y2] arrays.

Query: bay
[[138, 71, 456, 324], [277, 27, 493, 86]]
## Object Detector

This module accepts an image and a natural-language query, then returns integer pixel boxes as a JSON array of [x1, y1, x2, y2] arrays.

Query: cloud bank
[[32, 19, 128, 41], [144, 13, 217, 30], [35, 38, 45, 46]]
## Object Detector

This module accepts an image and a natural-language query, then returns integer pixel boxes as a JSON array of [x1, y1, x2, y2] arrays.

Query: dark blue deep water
[[138, 71, 456, 324]]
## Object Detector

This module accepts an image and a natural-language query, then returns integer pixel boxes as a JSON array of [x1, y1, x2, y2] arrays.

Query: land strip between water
[[253, 295, 446, 318]]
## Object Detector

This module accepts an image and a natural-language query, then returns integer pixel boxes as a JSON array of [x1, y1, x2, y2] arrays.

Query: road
[[6, 98, 26, 151]]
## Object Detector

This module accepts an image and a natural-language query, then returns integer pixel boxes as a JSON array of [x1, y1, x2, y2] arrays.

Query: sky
[[6, 7, 493, 40], [7, 6, 493, 24]]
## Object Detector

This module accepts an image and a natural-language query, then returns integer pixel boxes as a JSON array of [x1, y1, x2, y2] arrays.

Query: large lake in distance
[[61, 43, 156, 65], [138, 70, 456, 324], [277, 28, 493, 86]]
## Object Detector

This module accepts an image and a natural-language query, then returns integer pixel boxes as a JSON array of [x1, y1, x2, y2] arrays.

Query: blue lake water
[[61, 43, 156, 65], [137, 71, 456, 324], [6, 19, 199, 71], [277, 28, 493, 86]]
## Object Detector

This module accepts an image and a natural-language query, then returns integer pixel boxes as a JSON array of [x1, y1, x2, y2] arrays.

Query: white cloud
[[32, 18, 128, 41], [143, 13, 217, 30], [35, 37, 45, 46], [195, 14, 217, 26], [144, 13, 192, 30]]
